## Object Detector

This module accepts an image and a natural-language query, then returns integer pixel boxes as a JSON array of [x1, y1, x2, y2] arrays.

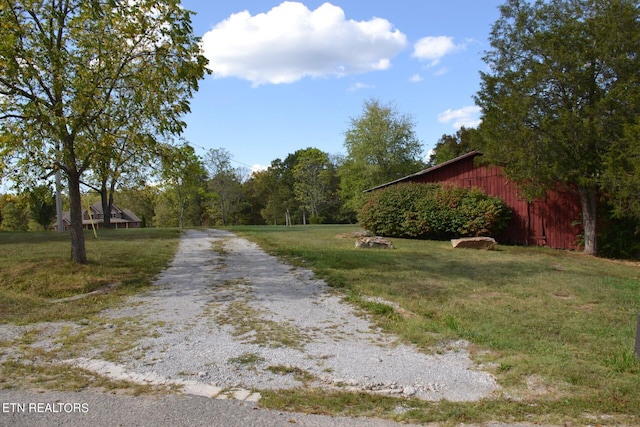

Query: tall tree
[[240, 170, 269, 225], [0, 0, 207, 262], [293, 147, 334, 224], [428, 126, 479, 166], [203, 148, 245, 226], [263, 156, 301, 226], [475, 0, 640, 256], [339, 98, 425, 214], [157, 144, 206, 228]]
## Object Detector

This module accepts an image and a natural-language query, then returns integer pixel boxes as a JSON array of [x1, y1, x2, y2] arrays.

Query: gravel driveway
[[55, 228, 497, 402], [1, 229, 499, 405]]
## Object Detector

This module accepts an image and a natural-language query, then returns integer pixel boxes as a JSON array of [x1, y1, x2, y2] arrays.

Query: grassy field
[[1, 225, 639, 425], [0, 228, 181, 324], [230, 224, 640, 426]]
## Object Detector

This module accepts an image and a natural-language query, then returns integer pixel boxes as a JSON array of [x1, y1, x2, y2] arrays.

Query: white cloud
[[437, 106, 482, 129], [251, 164, 268, 173], [348, 82, 376, 92], [408, 74, 423, 83], [432, 67, 448, 76], [412, 36, 464, 67], [201, 2, 407, 86]]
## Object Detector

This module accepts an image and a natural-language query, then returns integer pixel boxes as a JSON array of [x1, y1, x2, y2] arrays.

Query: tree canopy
[[475, 0, 640, 255], [339, 98, 425, 214], [293, 147, 337, 224], [28, 185, 56, 230], [203, 148, 247, 226], [428, 127, 480, 166], [0, 0, 207, 262]]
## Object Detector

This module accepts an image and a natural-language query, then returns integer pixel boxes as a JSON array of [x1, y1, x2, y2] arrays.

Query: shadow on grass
[[0, 228, 182, 245]]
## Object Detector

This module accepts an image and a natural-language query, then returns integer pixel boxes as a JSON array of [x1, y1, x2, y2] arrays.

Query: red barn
[[365, 151, 583, 249]]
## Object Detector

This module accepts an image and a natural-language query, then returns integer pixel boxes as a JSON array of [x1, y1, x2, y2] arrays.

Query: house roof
[[89, 202, 122, 214], [122, 209, 142, 222], [364, 151, 482, 193], [58, 202, 141, 225]]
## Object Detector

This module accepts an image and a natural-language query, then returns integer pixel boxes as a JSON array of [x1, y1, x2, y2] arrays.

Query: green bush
[[597, 203, 640, 260], [358, 183, 511, 240]]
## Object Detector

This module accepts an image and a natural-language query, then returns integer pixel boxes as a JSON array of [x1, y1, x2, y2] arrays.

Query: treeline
[[0, 99, 427, 230]]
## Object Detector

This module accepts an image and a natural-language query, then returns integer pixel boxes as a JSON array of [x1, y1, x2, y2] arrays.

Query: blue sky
[[179, 1, 505, 173]]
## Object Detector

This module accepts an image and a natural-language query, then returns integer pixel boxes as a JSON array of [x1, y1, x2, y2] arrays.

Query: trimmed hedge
[[358, 183, 511, 240]]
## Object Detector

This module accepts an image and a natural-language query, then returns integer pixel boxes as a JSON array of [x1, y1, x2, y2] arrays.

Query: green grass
[[0, 228, 181, 324], [230, 224, 640, 426], [0, 228, 181, 394], [2, 224, 639, 425]]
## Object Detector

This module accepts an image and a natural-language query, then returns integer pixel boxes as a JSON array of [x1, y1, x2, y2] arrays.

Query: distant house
[[59, 202, 142, 231], [364, 151, 582, 250]]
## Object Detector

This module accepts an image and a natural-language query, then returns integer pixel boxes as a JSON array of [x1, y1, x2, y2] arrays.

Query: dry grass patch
[[0, 228, 181, 324]]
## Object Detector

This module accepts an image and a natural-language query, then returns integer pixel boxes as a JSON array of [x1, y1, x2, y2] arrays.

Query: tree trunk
[[108, 184, 115, 226], [101, 180, 111, 229], [579, 186, 598, 256], [55, 168, 64, 233], [68, 170, 87, 264]]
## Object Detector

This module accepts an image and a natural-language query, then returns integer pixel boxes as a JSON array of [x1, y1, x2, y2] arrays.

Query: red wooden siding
[[371, 152, 582, 249]]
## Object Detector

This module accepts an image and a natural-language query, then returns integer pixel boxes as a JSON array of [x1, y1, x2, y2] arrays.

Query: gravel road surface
[[87, 229, 498, 401], [1, 229, 509, 426]]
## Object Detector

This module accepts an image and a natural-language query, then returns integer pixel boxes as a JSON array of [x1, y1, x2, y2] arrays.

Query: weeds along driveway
[[63, 229, 496, 402]]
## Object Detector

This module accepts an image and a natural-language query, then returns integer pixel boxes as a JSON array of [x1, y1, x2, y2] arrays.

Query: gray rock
[[355, 236, 394, 249]]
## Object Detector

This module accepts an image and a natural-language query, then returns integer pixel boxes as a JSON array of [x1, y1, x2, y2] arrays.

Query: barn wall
[[406, 155, 582, 249]]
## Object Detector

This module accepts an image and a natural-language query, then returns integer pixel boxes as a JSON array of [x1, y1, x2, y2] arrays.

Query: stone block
[[451, 237, 497, 250]]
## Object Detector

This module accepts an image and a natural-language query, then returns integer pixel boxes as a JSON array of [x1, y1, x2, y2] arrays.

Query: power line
[[186, 141, 257, 170]]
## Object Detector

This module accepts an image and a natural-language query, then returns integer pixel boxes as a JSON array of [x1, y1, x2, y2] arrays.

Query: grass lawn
[[0, 228, 181, 324], [1, 224, 639, 425], [230, 224, 640, 426]]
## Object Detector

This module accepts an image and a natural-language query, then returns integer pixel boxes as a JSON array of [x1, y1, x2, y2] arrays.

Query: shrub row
[[358, 183, 511, 240]]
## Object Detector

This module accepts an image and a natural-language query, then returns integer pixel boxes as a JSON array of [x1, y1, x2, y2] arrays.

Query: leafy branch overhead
[[0, 0, 208, 262]]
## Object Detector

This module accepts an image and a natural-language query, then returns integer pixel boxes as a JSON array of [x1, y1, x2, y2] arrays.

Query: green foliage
[[246, 148, 342, 226], [157, 144, 207, 228], [339, 98, 425, 214], [428, 127, 479, 166], [597, 203, 640, 260], [601, 120, 640, 220], [28, 185, 56, 230], [0, 194, 29, 231], [358, 183, 511, 239], [358, 183, 435, 237], [475, 0, 640, 255], [203, 148, 246, 226], [117, 186, 159, 228], [293, 148, 335, 221], [0, 0, 207, 262]]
